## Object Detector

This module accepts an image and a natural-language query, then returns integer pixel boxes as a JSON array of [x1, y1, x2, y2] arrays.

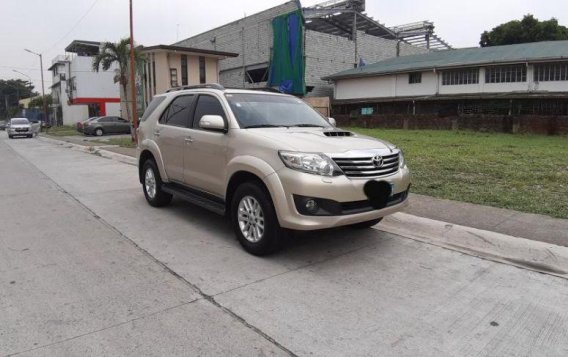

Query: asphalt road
[[2, 133, 568, 357]]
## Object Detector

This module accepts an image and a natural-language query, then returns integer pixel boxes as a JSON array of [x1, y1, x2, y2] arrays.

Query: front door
[[155, 95, 195, 183], [183, 94, 229, 197]]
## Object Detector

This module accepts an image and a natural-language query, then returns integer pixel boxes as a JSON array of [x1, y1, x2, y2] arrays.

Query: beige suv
[[137, 84, 410, 255]]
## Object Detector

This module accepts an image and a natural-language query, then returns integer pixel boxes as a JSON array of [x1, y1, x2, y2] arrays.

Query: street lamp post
[[24, 49, 49, 126]]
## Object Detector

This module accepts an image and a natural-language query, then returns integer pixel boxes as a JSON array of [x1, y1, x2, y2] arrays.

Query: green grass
[[92, 137, 136, 148], [45, 125, 77, 137], [350, 128, 568, 219]]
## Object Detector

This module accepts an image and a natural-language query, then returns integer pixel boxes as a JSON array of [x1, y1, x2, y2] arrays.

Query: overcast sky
[[1, 0, 567, 92]]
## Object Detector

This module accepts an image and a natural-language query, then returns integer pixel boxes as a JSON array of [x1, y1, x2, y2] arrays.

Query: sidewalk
[[405, 193, 568, 247], [42, 134, 568, 247]]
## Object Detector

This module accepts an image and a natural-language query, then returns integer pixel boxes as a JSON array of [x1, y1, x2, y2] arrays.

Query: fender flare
[[139, 140, 169, 182]]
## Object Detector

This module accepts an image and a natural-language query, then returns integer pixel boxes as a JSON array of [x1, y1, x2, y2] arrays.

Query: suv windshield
[[225, 93, 331, 129], [11, 119, 29, 125]]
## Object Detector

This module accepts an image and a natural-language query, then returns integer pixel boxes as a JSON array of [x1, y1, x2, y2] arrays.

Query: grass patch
[[92, 137, 136, 148], [350, 128, 568, 219], [45, 125, 77, 137]]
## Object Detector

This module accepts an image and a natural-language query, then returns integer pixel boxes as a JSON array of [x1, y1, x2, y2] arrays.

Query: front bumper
[[264, 166, 411, 230], [8, 129, 31, 136]]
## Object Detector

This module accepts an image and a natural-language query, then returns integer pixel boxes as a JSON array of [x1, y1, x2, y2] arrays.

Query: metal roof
[[139, 44, 238, 58], [64, 40, 101, 55], [324, 41, 568, 81]]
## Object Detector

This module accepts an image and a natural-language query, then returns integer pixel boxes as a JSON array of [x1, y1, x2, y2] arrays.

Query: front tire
[[95, 128, 104, 136], [142, 160, 172, 207], [231, 181, 285, 256], [350, 218, 383, 229], [8, 135, 13, 139]]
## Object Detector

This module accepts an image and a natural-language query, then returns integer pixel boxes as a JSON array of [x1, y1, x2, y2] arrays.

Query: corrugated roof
[[323, 41, 568, 80]]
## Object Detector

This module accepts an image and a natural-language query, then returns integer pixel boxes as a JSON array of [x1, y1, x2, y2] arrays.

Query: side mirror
[[328, 117, 337, 127], [199, 115, 226, 132]]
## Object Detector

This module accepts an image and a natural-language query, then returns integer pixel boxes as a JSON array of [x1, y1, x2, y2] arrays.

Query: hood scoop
[[323, 130, 353, 137]]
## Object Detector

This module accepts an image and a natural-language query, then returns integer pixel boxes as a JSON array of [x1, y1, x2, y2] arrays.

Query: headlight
[[279, 151, 342, 177], [398, 150, 406, 168]]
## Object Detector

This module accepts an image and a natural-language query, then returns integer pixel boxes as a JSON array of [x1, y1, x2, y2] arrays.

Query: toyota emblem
[[372, 155, 384, 168]]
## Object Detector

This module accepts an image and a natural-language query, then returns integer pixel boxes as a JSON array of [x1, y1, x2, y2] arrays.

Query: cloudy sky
[[1, 0, 566, 92]]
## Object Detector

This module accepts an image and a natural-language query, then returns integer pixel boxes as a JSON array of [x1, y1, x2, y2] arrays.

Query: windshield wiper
[[290, 124, 326, 128], [244, 124, 289, 129]]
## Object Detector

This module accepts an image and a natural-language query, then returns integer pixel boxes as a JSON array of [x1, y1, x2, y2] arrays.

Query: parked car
[[82, 116, 131, 136], [7, 118, 35, 138], [0, 120, 6, 131], [76, 117, 99, 133], [137, 84, 411, 255]]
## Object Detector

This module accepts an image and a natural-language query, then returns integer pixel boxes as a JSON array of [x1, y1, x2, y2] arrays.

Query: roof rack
[[166, 83, 225, 93], [224, 87, 283, 93]]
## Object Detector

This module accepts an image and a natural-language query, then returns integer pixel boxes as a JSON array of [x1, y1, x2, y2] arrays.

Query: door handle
[[184, 136, 194, 143], [153, 130, 160, 137]]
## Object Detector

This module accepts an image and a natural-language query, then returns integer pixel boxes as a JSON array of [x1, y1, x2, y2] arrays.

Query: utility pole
[[25, 49, 49, 126], [129, 0, 139, 142]]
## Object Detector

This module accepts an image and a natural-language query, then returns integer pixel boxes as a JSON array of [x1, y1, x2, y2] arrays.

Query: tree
[[0, 79, 35, 119], [29, 94, 53, 109], [480, 15, 568, 47], [92, 38, 144, 131]]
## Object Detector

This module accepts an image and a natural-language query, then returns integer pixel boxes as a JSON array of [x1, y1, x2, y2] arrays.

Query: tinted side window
[[192, 95, 226, 128], [160, 95, 195, 127], [99, 117, 112, 123]]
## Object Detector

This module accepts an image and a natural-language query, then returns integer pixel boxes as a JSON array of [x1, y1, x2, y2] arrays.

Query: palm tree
[[92, 38, 143, 130]]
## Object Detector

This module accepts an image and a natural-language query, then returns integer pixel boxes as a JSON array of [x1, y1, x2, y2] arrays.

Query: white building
[[50, 40, 121, 126], [324, 41, 568, 118]]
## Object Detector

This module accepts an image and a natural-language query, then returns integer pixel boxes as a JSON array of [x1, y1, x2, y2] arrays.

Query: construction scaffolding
[[303, 0, 452, 51]]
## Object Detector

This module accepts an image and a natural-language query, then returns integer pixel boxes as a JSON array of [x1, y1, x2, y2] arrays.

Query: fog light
[[305, 199, 318, 213]]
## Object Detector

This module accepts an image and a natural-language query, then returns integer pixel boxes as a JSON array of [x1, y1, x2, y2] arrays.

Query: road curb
[[38, 135, 137, 166], [380, 212, 568, 279]]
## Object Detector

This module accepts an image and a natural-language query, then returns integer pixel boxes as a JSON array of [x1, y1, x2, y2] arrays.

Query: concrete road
[[2, 133, 568, 357]]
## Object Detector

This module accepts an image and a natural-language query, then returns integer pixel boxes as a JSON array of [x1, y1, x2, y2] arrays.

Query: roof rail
[[166, 83, 225, 93], [224, 87, 283, 93]]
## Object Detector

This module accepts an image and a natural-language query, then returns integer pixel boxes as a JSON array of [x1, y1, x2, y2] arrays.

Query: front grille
[[15, 128, 29, 132], [333, 152, 400, 178]]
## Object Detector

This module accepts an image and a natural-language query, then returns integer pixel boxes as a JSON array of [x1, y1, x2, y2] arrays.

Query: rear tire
[[142, 159, 172, 207], [350, 218, 383, 229], [231, 181, 285, 256]]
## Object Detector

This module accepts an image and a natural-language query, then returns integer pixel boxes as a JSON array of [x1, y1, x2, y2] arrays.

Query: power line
[[42, 0, 101, 54]]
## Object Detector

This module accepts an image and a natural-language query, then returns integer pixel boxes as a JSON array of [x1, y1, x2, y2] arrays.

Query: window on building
[[442, 69, 479, 85], [534, 62, 568, 82], [199, 56, 206, 84], [361, 107, 374, 115], [245, 65, 269, 83], [485, 65, 526, 83], [159, 95, 195, 127], [181, 55, 188, 86], [192, 95, 226, 128], [408, 72, 422, 84], [170, 68, 178, 87]]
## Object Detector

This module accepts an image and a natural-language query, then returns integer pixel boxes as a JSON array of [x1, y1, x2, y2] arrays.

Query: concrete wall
[[305, 30, 427, 97], [174, 1, 426, 97], [70, 56, 119, 99], [335, 64, 568, 100]]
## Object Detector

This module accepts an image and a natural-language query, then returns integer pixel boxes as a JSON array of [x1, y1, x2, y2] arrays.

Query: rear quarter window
[[141, 96, 167, 122]]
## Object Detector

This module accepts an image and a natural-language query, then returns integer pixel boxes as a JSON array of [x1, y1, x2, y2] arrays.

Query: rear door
[[183, 94, 229, 196], [155, 95, 196, 183], [98, 117, 114, 133]]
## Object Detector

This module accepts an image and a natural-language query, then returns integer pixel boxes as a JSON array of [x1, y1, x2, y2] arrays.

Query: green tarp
[[268, 10, 306, 95]]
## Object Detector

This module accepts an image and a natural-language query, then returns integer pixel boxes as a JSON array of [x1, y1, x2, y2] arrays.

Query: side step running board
[[162, 183, 226, 216]]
